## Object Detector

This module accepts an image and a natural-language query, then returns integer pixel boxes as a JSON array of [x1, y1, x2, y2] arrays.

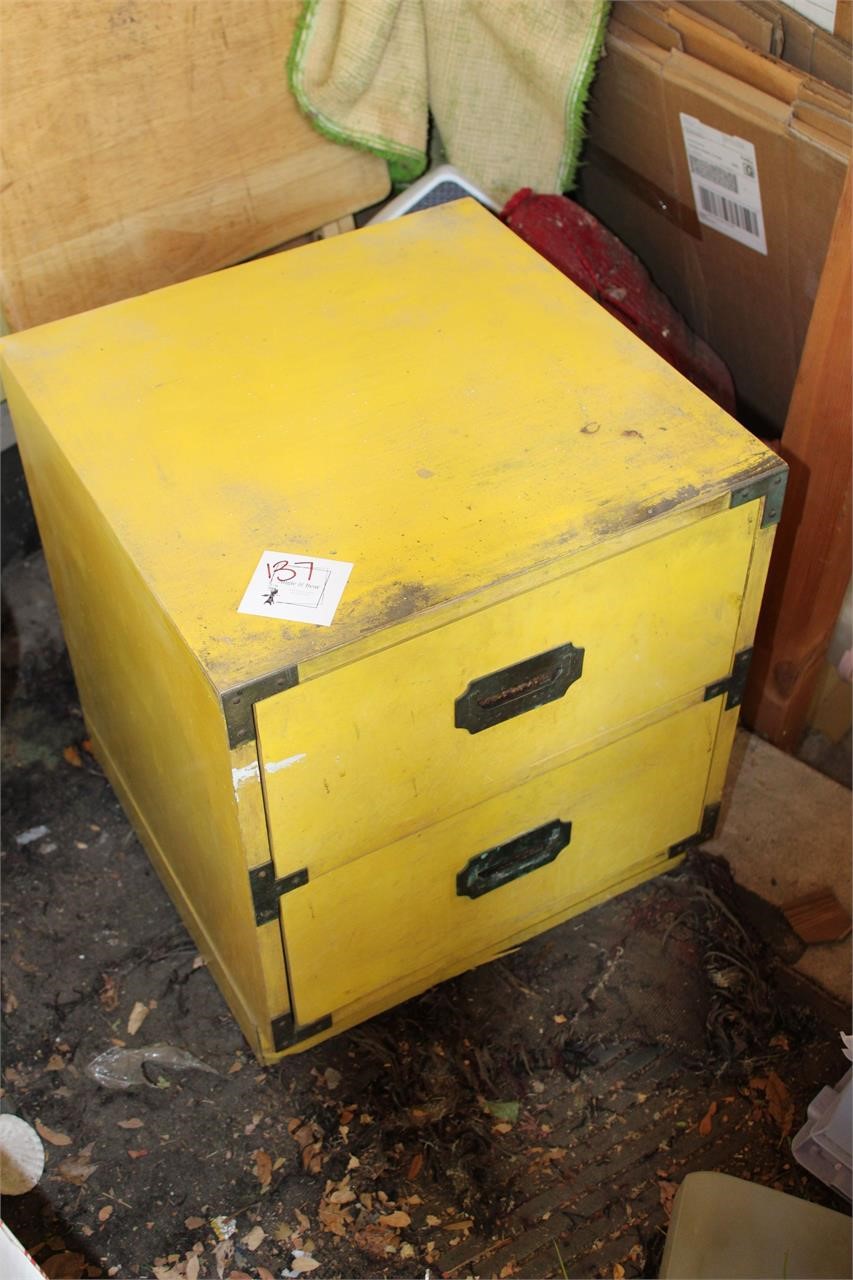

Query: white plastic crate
[[792, 1067, 852, 1200]]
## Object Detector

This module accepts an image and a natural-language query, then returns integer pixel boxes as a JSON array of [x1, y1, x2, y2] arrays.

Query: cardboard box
[[580, 5, 849, 436], [693, 1, 853, 93]]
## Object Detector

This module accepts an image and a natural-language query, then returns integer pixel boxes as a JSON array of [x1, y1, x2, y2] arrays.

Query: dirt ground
[[2, 552, 850, 1280]]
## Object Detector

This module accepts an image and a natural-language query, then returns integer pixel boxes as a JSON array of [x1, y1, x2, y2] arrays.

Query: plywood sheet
[[0, 0, 389, 331]]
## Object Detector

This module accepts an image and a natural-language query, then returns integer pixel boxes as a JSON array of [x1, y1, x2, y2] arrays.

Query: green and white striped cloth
[[288, 0, 610, 204]]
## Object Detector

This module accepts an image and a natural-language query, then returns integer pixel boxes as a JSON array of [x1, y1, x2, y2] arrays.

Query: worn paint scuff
[[265, 753, 307, 774]]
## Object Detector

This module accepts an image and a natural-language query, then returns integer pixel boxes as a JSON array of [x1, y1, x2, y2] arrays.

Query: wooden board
[[742, 168, 852, 748], [0, 0, 389, 331]]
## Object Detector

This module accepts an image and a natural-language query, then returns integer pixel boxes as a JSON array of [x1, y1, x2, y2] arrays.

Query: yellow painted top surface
[[0, 199, 777, 694]]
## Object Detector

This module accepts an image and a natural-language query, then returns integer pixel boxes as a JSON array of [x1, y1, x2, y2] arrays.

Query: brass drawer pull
[[454, 642, 584, 733], [456, 818, 571, 899]]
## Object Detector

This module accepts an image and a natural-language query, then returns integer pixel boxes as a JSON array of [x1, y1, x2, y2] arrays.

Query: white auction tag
[[238, 551, 353, 627]]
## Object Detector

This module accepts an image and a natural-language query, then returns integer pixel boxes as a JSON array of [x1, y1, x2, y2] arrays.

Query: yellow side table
[[0, 201, 785, 1061]]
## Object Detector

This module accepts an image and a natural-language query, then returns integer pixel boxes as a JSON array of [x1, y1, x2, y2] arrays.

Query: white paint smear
[[231, 762, 260, 788], [232, 754, 306, 790], [265, 753, 306, 774]]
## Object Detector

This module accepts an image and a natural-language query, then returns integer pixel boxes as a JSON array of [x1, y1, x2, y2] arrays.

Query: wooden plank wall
[[0, 0, 389, 331]]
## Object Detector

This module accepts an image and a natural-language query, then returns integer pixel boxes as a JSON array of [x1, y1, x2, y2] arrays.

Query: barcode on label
[[689, 155, 738, 193], [697, 187, 760, 236]]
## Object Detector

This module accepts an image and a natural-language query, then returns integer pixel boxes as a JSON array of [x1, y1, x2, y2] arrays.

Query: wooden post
[[742, 167, 852, 749]]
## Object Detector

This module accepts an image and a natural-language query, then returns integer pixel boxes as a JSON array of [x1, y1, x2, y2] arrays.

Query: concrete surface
[[708, 729, 852, 1004]]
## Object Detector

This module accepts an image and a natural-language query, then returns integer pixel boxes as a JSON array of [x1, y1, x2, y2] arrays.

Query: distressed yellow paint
[[295, 492, 734, 683], [1, 200, 779, 696], [735, 521, 777, 651], [2, 368, 269, 1050], [258, 503, 756, 877], [230, 740, 272, 869], [281, 699, 719, 1026], [703, 519, 779, 815], [0, 200, 783, 1062]]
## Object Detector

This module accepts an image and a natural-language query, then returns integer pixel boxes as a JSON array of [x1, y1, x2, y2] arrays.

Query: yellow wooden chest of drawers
[[0, 200, 785, 1062]]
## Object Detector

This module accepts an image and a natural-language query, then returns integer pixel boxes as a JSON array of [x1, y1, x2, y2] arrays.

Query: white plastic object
[[0, 1222, 47, 1279], [792, 1068, 852, 1200], [366, 163, 500, 223], [86, 1042, 217, 1089], [659, 1171, 852, 1279], [0, 1115, 45, 1195]]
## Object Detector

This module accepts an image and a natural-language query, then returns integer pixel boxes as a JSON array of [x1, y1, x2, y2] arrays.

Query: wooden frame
[[743, 168, 852, 749]]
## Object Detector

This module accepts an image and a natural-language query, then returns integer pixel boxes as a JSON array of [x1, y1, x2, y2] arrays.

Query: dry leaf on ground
[[56, 1144, 97, 1185], [318, 1202, 351, 1237], [117, 1118, 144, 1130], [749, 1071, 795, 1137], [658, 1180, 678, 1217], [97, 1206, 113, 1222], [99, 974, 120, 1011], [698, 1100, 718, 1136], [42, 1252, 86, 1278], [252, 1148, 272, 1188], [127, 1001, 149, 1035], [35, 1120, 72, 1146], [354, 1223, 400, 1259], [241, 1225, 265, 1251], [288, 1118, 324, 1175], [63, 745, 83, 768], [213, 1239, 234, 1279], [291, 1257, 321, 1274], [379, 1210, 411, 1229], [765, 1070, 795, 1137]]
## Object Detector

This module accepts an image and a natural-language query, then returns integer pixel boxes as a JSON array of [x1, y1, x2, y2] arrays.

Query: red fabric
[[502, 189, 736, 414]]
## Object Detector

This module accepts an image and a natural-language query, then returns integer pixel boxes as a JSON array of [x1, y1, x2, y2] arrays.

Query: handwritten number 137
[[266, 559, 314, 584]]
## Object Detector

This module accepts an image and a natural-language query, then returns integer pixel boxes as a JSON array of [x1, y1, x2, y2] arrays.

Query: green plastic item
[[659, 1172, 852, 1279]]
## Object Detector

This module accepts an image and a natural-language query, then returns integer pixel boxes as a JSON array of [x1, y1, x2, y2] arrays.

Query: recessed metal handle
[[454, 642, 584, 734], [456, 818, 572, 899]]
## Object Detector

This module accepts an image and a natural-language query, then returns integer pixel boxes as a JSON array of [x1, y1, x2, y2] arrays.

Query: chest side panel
[[3, 370, 273, 1052]]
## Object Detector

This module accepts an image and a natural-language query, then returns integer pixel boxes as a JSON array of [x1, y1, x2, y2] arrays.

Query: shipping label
[[680, 113, 768, 256]]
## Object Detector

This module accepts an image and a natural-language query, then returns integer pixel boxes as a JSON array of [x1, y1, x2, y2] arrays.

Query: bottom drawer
[[279, 697, 721, 1028]]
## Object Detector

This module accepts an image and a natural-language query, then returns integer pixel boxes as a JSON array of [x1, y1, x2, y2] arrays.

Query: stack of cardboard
[[579, 0, 851, 438]]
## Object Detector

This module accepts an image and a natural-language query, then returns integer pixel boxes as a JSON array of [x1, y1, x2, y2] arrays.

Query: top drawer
[[255, 501, 756, 878]]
